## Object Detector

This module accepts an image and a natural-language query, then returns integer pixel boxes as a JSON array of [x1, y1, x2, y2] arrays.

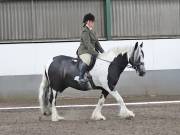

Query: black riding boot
[[79, 62, 89, 83]]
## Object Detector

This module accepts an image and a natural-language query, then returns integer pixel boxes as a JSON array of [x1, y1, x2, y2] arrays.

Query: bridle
[[129, 56, 144, 72]]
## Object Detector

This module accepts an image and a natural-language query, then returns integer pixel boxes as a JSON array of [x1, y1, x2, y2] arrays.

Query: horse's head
[[129, 42, 146, 77]]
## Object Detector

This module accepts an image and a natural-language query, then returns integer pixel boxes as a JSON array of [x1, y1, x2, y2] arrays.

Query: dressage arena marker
[[0, 100, 180, 110]]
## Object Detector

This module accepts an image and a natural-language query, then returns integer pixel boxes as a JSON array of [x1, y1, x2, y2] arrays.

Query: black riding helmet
[[83, 13, 95, 26]]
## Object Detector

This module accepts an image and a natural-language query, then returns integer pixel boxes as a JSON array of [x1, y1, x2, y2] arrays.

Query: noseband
[[128, 58, 144, 72]]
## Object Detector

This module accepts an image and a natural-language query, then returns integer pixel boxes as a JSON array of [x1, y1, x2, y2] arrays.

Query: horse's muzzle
[[138, 65, 146, 77]]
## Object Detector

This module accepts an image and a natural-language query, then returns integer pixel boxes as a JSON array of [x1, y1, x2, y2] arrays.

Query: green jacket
[[77, 26, 104, 56]]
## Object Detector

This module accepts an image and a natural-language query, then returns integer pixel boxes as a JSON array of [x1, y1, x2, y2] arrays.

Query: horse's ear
[[134, 42, 138, 50], [140, 42, 143, 48]]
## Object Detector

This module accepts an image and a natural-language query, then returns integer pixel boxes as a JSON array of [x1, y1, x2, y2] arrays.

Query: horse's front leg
[[91, 90, 109, 120], [110, 90, 135, 119]]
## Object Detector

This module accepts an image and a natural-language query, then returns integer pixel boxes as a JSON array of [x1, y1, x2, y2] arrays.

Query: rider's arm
[[95, 41, 104, 53]]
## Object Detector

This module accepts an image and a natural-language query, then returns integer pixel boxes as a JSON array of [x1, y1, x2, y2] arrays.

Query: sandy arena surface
[[0, 96, 180, 135]]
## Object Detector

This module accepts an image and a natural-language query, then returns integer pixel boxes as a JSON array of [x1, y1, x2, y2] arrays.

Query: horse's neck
[[98, 45, 133, 62]]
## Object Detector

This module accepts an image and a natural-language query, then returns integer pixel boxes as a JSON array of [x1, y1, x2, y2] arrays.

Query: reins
[[97, 57, 134, 69], [96, 57, 111, 63]]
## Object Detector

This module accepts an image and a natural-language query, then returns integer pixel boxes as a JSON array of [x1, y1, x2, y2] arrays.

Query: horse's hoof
[[52, 118, 59, 122], [125, 116, 134, 120], [91, 115, 106, 121], [119, 110, 135, 119], [99, 116, 106, 120], [52, 116, 64, 122]]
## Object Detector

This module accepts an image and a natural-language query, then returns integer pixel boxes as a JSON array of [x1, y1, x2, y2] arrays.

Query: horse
[[39, 42, 146, 121]]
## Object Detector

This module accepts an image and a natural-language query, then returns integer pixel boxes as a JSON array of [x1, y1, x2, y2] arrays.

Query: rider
[[77, 13, 104, 83]]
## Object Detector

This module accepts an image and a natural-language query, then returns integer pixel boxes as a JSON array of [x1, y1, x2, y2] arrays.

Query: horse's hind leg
[[50, 89, 64, 121], [39, 72, 51, 115], [91, 90, 109, 120]]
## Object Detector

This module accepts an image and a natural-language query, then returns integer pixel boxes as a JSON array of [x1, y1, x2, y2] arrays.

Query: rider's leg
[[79, 53, 91, 83], [79, 62, 89, 82]]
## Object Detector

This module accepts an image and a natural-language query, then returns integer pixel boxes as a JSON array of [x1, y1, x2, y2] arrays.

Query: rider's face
[[87, 20, 94, 30]]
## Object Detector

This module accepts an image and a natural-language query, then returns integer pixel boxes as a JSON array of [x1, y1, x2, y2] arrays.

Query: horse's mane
[[98, 44, 133, 62]]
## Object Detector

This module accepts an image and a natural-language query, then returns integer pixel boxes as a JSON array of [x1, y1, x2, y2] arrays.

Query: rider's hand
[[93, 53, 98, 58]]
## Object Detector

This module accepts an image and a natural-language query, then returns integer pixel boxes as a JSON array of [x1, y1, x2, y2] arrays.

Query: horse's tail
[[39, 69, 51, 115]]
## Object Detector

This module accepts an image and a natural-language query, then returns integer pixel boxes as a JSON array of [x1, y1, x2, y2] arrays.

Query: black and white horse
[[39, 42, 146, 121]]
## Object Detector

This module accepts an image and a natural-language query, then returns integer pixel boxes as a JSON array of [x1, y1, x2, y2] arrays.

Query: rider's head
[[83, 13, 95, 30]]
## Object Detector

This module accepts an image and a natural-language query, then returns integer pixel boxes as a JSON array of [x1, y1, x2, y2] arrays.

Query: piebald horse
[[39, 42, 146, 121]]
